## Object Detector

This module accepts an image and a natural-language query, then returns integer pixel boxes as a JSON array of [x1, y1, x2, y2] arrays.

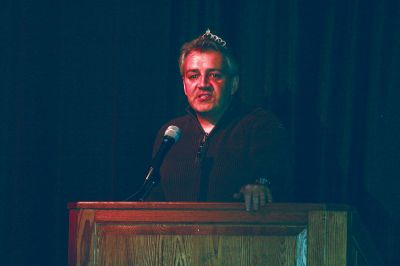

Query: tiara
[[201, 29, 227, 47]]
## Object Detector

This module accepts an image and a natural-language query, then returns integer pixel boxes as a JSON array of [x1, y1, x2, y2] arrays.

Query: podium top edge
[[67, 201, 352, 211]]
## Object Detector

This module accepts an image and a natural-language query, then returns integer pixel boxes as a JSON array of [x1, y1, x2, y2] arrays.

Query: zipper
[[196, 133, 209, 163]]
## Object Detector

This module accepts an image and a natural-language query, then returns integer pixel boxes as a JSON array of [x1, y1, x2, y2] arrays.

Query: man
[[148, 30, 291, 210]]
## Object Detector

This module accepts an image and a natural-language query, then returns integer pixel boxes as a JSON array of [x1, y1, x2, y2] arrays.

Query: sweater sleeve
[[247, 110, 293, 202]]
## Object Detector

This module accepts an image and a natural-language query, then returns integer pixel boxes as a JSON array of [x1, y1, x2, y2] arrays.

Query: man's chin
[[194, 109, 213, 116], [190, 104, 215, 114], [193, 108, 222, 120]]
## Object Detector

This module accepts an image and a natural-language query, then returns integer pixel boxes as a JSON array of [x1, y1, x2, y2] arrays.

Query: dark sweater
[[148, 99, 291, 202]]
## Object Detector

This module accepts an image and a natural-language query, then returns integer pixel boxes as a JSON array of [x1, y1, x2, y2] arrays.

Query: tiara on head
[[201, 29, 227, 47]]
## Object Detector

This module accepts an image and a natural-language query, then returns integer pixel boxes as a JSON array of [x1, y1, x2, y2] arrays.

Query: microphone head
[[164, 125, 181, 142]]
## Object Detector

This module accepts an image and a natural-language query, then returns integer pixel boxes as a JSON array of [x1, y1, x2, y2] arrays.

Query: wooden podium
[[68, 202, 382, 266]]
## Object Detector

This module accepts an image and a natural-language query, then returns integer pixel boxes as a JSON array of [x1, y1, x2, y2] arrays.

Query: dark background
[[1, 0, 399, 265]]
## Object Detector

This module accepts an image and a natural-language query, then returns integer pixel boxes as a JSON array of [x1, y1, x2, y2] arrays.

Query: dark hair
[[178, 30, 238, 76]]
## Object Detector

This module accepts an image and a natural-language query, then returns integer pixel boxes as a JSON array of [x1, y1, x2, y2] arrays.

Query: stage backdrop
[[1, 0, 399, 265]]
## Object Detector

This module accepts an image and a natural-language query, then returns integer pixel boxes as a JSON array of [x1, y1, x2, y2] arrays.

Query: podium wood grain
[[68, 202, 382, 266]]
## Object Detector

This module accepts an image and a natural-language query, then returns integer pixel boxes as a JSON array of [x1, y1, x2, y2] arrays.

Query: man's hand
[[234, 183, 272, 211]]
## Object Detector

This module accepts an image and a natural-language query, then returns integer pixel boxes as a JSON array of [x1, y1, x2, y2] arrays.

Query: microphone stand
[[124, 125, 181, 201], [124, 167, 160, 201], [138, 167, 160, 201]]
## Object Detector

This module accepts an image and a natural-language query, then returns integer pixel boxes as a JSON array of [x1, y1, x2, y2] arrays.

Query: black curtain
[[1, 0, 399, 265]]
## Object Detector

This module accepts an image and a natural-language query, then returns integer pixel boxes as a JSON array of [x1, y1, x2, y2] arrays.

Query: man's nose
[[199, 75, 210, 88]]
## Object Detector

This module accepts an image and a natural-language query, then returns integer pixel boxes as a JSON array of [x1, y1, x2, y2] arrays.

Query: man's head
[[179, 30, 239, 122], [179, 30, 238, 76]]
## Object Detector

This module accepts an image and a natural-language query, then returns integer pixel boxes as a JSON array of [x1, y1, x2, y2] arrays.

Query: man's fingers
[[259, 190, 266, 207], [252, 190, 259, 210], [242, 185, 253, 211], [238, 184, 271, 211], [244, 193, 251, 211], [265, 186, 273, 203]]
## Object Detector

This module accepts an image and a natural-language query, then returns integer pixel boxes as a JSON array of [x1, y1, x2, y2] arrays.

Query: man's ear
[[231, 76, 239, 95]]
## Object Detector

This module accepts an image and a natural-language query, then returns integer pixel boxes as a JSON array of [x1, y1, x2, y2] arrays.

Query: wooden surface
[[68, 202, 381, 266], [67, 201, 349, 211], [308, 211, 348, 266], [95, 234, 298, 265]]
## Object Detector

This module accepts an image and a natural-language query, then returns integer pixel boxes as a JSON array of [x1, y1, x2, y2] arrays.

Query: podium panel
[[68, 202, 382, 266]]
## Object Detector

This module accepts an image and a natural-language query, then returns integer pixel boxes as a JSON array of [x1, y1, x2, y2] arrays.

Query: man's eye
[[210, 73, 222, 79], [188, 74, 199, 79]]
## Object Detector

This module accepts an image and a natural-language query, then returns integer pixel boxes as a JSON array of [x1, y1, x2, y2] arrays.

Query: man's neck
[[196, 106, 229, 134], [193, 98, 235, 134], [196, 115, 216, 134]]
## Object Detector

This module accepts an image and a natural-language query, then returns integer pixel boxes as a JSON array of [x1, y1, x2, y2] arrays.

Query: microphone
[[126, 125, 180, 201], [145, 125, 181, 182]]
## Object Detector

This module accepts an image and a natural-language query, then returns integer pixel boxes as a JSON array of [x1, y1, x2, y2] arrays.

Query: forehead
[[183, 51, 227, 71]]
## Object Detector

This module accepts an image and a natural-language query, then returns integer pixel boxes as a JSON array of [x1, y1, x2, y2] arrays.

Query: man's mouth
[[197, 93, 212, 101]]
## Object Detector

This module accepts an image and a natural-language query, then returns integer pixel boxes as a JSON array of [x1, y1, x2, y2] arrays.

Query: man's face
[[182, 51, 238, 120]]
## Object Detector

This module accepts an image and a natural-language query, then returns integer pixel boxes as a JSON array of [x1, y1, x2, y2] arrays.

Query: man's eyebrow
[[185, 68, 223, 73], [185, 69, 200, 73]]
